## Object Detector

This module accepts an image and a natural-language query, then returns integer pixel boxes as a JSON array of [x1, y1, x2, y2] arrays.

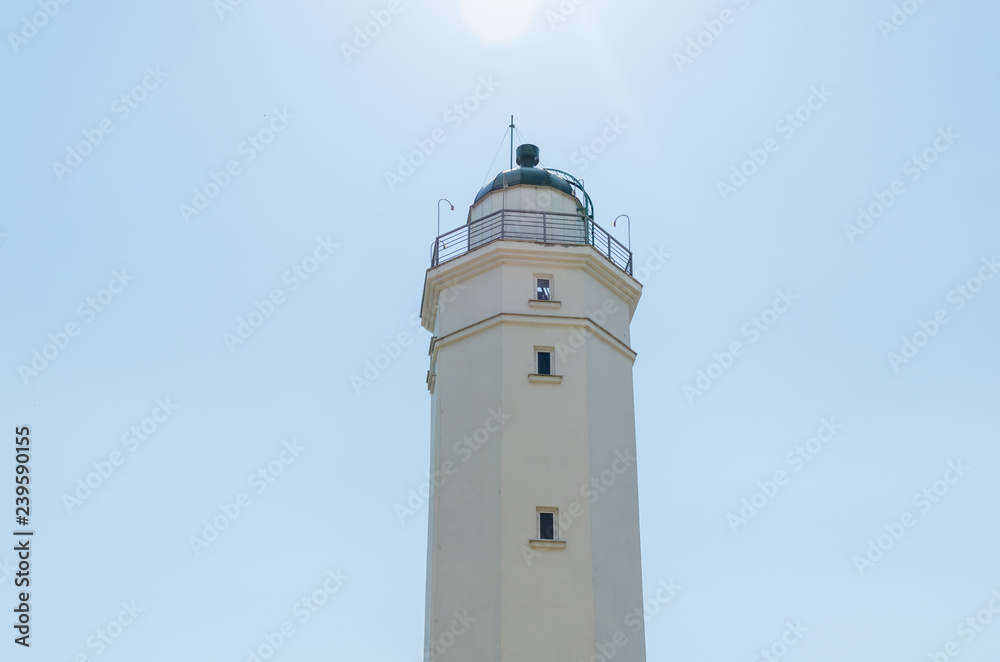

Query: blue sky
[[2, 0, 999, 660]]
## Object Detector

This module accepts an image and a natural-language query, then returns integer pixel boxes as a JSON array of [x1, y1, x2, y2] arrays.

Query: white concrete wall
[[426, 325, 504, 661], [499, 320, 596, 662], [470, 184, 584, 221], [586, 338, 646, 662], [422, 208, 644, 662], [430, 243, 637, 343]]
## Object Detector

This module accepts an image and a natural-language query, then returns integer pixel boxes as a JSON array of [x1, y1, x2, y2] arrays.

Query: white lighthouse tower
[[420, 144, 645, 662]]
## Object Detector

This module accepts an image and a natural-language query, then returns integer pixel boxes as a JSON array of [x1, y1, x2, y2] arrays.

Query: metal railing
[[430, 209, 633, 276]]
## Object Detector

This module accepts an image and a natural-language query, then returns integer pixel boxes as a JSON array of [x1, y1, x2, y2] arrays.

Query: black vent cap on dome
[[516, 144, 540, 168]]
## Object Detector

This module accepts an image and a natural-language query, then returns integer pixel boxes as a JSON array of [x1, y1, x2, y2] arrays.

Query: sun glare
[[460, 0, 537, 44]]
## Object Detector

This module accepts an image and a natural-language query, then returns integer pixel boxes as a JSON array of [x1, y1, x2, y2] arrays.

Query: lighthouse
[[420, 144, 645, 662]]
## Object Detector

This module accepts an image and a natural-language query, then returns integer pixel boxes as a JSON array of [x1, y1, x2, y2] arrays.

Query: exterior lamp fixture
[[613, 214, 631, 253], [436, 198, 455, 260], [438, 198, 455, 238]]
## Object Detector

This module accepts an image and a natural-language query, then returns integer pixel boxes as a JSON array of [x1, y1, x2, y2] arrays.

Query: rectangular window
[[539, 511, 556, 540], [536, 350, 551, 375], [536, 278, 551, 301]]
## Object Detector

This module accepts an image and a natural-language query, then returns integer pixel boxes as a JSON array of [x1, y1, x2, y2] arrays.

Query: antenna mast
[[509, 115, 515, 169]]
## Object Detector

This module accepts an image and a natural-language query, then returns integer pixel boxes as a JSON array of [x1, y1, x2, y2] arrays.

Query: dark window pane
[[540, 512, 555, 540], [536, 279, 550, 300], [537, 352, 551, 375]]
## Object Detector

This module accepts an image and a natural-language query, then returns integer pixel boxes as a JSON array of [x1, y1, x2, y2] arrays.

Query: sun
[[460, 0, 537, 44]]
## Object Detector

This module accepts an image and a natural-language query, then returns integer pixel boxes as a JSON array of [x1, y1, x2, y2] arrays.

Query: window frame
[[535, 348, 553, 376], [534, 274, 553, 301], [537, 507, 558, 541]]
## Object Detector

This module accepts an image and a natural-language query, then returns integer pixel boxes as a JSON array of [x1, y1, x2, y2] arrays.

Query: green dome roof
[[473, 145, 577, 204], [473, 166, 575, 203]]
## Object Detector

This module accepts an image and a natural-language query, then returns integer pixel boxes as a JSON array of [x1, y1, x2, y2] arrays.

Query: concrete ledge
[[529, 539, 567, 550], [528, 374, 563, 384], [434, 313, 637, 364], [528, 299, 562, 310]]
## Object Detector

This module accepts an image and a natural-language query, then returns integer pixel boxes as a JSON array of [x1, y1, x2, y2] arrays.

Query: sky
[[2, 0, 999, 660]]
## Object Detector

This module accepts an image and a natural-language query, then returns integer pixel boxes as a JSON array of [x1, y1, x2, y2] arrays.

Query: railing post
[[607, 232, 612, 259], [542, 213, 547, 243]]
